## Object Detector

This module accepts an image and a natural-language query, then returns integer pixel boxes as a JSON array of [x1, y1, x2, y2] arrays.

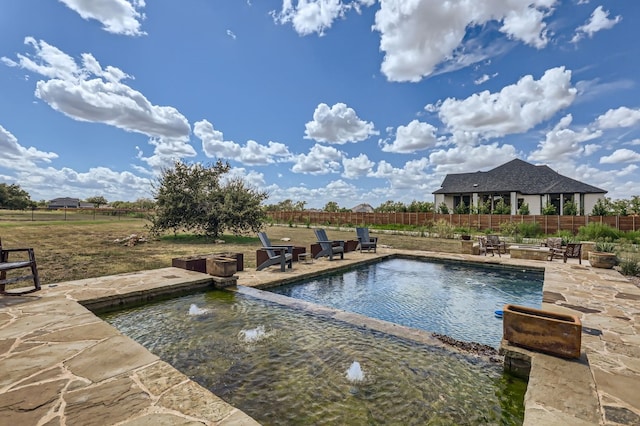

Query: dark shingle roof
[[433, 159, 607, 195]]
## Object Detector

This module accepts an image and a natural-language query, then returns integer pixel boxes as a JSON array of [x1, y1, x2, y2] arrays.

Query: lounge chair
[[1, 238, 41, 295], [356, 227, 377, 253], [313, 229, 344, 260], [256, 232, 293, 272]]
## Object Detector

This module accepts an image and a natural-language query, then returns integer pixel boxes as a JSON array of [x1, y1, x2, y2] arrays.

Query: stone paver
[[0, 248, 638, 425]]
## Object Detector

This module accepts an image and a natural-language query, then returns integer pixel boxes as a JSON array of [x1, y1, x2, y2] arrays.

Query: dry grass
[[0, 216, 423, 286]]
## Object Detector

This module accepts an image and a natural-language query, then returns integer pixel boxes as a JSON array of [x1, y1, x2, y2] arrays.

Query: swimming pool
[[103, 290, 526, 425], [269, 257, 544, 348]]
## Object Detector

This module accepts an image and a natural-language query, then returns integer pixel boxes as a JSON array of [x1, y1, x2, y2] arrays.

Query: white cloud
[[12, 165, 151, 202], [371, 158, 435, 191], [380, 120, 439, 153], [572, 6, 622, 43], [137, 137, 197, 171], [0, 125, 58, 170], [373, 0, 556, 82], [528, 114, 602, 162], [226, 29, 237, 40], [428, 143, 518, 175], [596, 107, 640, 129], [474, 73, 498, 85], [433, 67, 576, 138], [600, 149, 640, 164], [58, 0, 146, 36], [194, 120, 292, 165], [342, 153, 375, 178], [304, 103, 378, 144], [291, 144, 343, 174], [271, 0, 374, 36]]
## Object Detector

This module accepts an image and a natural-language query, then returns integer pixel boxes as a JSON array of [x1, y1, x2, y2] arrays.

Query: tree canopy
[[0, 183, 33, 210], [149, 160, 268, 238], [85, 195, 108, 207]]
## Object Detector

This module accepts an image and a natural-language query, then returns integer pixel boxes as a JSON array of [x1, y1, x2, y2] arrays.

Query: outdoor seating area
[[0, 238, 41, 295]]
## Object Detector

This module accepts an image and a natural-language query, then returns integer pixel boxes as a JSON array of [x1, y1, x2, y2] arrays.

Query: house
[[351, 203, 375, 213], [433, 159, 607, 215], [48, 197, 80, 209]]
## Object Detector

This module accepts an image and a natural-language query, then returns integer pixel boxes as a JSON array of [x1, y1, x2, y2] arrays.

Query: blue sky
[[1, 0, 638, 209]]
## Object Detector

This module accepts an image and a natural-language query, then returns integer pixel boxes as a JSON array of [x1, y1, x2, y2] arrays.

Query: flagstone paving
[[0, 248, 638, 425]]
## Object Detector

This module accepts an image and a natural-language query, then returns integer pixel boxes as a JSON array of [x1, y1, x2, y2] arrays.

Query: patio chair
[[1, 238, 41, 295], [544, 237, 564, 261], [313, 229, 344, 260], [256, 232, 293, 272], [478, 236, 500, 257], [356, 227, 377, 253], [486, 235, 507, 255], [553, 243, 582, 264]]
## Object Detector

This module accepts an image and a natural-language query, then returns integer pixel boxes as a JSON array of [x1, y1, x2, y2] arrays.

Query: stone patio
[[1, 248, 638, 425]]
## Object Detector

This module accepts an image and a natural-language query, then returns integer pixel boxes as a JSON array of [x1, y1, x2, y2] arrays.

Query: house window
[[453, 195, 471, 213]]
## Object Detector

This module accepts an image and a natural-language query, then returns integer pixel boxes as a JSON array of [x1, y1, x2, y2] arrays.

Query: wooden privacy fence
[[267, 211, 639, 234]]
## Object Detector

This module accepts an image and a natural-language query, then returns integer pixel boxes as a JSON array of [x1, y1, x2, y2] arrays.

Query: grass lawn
[[0, 212, 425, 286]]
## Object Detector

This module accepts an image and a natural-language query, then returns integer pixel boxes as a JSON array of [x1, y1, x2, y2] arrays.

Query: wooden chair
[[356, 227, 377, 253], [560, 243, 582, 264], [478, 236, 500, 257], [313, 229, 344, 260], [545, 237, 565, 261], [256, 232, 293, 272], [1, 238, 41, 295], [486, 235, 507, 255]]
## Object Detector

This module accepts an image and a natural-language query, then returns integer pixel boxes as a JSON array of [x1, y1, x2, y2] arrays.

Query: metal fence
[[267, 211, 639, 234]]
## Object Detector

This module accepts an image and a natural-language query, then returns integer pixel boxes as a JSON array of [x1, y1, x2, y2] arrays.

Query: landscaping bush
[[517, 222, 542, 238], [434, 219, 455, 239], [577, 223, 621, 242]]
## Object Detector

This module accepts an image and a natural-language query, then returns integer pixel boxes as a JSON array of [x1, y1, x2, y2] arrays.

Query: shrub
[[577, 223, 620, 242], [518, 203, 530, 215], [557, 230, 576, 244], [438, 202, 450, 214], [517, 222, 542, 238], [618, 255, 640, 276], [563, 200, 578, 216], [434, 219, 455, 239], [499, 221, 518, 237], [542, 202, 557, 215], [594, 240, 616, 253]]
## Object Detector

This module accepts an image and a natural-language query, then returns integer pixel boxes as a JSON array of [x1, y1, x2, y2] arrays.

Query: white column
[[510, 192, 517, 215]]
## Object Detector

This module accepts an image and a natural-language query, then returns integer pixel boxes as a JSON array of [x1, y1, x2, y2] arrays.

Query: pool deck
[[1, 248, 639, 425]]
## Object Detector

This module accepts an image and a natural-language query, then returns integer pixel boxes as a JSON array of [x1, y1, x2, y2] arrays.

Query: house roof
[[433, 159, 607, 195]]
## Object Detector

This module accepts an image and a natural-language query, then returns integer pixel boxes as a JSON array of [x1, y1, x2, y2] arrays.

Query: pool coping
[[1, 248, 639, 425]]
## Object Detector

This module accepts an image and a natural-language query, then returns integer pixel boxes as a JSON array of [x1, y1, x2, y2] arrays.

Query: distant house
[[433, 159, 607, 216], [352, 203, 375, 213], [48, 197, 80, 209]]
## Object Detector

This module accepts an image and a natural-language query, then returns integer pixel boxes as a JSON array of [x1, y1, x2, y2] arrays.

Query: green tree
[[563, 200, 578, 216], [85, 195, 108, 208], [323, 201, 340, 212], [407, 200, 434, 212], [591, 198, 611, 216], [453, 200, 469, 214], [493, 199, 511, 214], [630, 195, 640, 215], [611, 199, 629, 216], [0, 183, 32, 210], [542, 202, 557, 215], [149, 160, 267, 238], [437, 202, 449, 214], [518, 202, 530, 215]]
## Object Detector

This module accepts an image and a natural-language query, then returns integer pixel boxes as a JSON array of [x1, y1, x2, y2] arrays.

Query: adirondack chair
[[356, 227, 377, 253], [0, 238, 41, 295], [256, 232, 293, 272], [313, 229, 344, 260]]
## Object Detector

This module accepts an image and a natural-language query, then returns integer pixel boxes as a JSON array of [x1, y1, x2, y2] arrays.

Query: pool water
[[103, 291, 527, 425], [269, 258, 544, 348]]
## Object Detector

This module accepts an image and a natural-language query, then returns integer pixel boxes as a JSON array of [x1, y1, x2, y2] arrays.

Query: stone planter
[[503, 304, 581, 359], [206, 256, 237, 277], [171, 255, 208, 273], [218, 252, 244, 271], [461, 235, 471, 241], [588, 251, 617, 269]]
